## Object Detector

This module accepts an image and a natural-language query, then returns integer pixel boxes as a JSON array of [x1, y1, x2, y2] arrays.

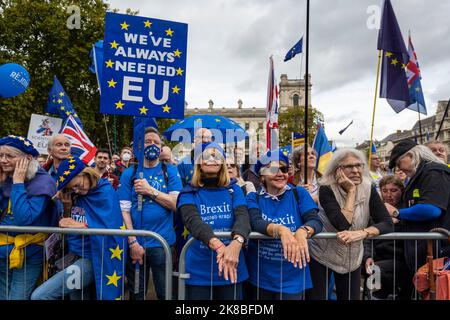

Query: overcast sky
[[109, 0, 450, 147]]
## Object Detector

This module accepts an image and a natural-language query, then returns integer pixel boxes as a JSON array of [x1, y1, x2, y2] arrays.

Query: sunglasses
[[226, 163, 237, 168], [261, 165, 289, 175]]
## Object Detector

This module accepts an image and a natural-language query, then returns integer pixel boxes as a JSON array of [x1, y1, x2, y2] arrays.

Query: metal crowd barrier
[[177, 231, 449, 300], [0, 225, 173, 300]]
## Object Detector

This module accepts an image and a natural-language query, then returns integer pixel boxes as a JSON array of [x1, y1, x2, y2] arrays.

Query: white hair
[[399, 145, 446, 174], [319, 148, 371, 187], [0, 145, 39, 181], [47, 134, 71, 152]]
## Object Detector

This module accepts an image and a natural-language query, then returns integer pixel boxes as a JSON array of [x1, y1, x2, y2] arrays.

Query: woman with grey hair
[[307, 148, 393, 300], [0, 135, 57, 299], [387, 139, 450, 284]]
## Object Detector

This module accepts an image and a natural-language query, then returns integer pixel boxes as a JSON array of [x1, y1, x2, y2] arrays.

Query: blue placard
[[100, 12, 187, 119]]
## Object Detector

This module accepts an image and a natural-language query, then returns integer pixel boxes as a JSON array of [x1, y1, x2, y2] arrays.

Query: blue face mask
[[144, 144, 160, 161]]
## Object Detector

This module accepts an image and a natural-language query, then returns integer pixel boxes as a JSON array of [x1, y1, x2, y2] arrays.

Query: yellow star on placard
[[110, 40, 119, 49], [162, 105, 171, 113], [106, 271, 121, 287], [105, 59, 114, 68], [176, 67, 184, 76], [173, 49, 182, 58], [64, 170, 71, 176], [109, 245, 123, 260], [139, 106, 148, 115], [144, 20, 152, 28], [69, 164, 75, 170], [385, 51, 393, 58], [391, 58, 399, 66], [115, 101, 124, 110], [59, 176, 65, 182], [120, 21, 129, 30], [165, 28, 174, 36], [172, 86, 180, 94], [59, 92, 65, 97], [57, 99, 63, 104], [107, 79, 117, 88]]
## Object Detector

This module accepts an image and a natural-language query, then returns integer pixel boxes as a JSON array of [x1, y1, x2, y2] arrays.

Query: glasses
[[261, 165, 289, 175], [340, 163, 365, 171], [0, 153, 19, 161], [202, 150, 223, 161]]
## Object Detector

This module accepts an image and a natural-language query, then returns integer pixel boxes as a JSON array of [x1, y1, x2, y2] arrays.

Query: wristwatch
[[300, 226, 311, 239], [233, 235, 245, 245], [392, 209, 400, 218], [150, 188, 160, 200]]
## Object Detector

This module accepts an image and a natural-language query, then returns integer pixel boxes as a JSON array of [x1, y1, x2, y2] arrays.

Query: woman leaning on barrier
[[177, 142, 251, 300], [386, 140, 450, 284], [31, 156, 125, 300], [245, 149, 322, 300], [307, 148, 393, 300], [0, 135, 57, 300]]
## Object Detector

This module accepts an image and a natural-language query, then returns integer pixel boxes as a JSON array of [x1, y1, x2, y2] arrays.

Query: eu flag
[[89, 40, 104, 94], [284, 37, 303, 62], [46, 76, 83, 128], [406, 34, 427, 115], [377, 0, 410, 113]]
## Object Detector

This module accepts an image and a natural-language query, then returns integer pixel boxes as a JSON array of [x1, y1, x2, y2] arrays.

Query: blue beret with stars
[[0, 135, 39, 157], [55, 156, 86, 190]]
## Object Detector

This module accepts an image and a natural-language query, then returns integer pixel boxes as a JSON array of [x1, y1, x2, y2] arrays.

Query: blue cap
[[0, 135, 39, 157], [55, 156, 86, 190], [255, 149, 290, 175]]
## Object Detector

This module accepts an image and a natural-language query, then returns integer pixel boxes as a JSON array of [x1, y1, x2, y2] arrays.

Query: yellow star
[[107, 79, 117, 88], [120, 21, 129, 30], [105, 59, 114, 68], [415, 87, 421, 92], [115, 101, 124, 110], [109, 245, 123, 260], [24, 141, 31, 146], [120, 222, 126, 230], [66, 111, 71, 116], [173, 49, 182, 58], [215, 118, 221, 122], [60, 106, 65, 111], [385, 51, 393, 58], [139, 106, 148, 115], [59, 92, 65, 97], [64, 170, 71, 176], [182, 227, 190, 240], [69, 159, 75, 163], [69, 165, 75, 170], [144, 20, 152, 28], [402, 63, 407, 69], [390, 58, 399, 66], [176, 67, 184, 76], [165, 28, 174, 36], [106, 271, 121, 287], [110, 40, 119, 49], [172, 86, 180, 94], [57, 99, 63, 104], [59, 176, 65, 182], [162, 105, 171, 113], [115, 296, 123, 301]]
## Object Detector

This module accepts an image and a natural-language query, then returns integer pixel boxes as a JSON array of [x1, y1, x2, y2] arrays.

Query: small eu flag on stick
[[284, 37, 303, 62]]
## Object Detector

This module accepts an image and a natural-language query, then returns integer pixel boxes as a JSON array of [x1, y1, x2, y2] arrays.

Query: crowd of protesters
[[0, 127, 449, 300]]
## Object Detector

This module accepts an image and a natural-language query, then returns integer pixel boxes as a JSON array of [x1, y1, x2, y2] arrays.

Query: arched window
[[293, 94, 299, 107]]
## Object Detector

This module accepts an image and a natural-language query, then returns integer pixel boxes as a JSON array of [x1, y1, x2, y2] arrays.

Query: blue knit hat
[[55, 156, 86, 190], [0, 135, 39, 157], [255, 149, 290, 176]]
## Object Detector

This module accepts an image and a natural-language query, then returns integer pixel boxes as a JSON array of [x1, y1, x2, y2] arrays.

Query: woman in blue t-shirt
[[245, 149, 322, 300], [31, 156, 125, 300], [177, 142, 251, 300]]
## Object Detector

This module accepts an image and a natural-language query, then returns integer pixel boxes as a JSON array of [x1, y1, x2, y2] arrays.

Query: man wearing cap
[[0, 135, 57, 299], [387, 139, 450, 276]]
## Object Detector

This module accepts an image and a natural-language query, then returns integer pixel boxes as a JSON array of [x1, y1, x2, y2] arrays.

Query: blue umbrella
[[163, 114, 247, 143]]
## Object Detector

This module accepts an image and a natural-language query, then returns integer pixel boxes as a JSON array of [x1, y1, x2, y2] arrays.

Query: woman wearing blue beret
[[0, 135, 57, 300], [31, 156, 125, 300], [245, 149, 322, 300], [177, 142, 251, 300]]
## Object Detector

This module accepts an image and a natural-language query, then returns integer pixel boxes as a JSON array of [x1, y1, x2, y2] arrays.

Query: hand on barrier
[[59, 217, 88, 228], [336, 230, 367, 245], [294, 229, 310, 268], [279, 226, 302, 267]]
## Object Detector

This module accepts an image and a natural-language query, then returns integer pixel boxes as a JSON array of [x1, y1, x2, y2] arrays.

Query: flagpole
[[304, 0, 310, 185], [436, 99, 450, 140], [368, 50, 383, 170], [103, 115, 113, 156], [417, 105, 423, 144]]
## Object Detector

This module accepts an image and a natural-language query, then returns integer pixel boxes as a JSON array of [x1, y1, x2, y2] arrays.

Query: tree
[[277, 105, 323, 146]]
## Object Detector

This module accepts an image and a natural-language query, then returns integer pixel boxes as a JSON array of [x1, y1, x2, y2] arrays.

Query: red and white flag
[[60, 115, 97, 165]]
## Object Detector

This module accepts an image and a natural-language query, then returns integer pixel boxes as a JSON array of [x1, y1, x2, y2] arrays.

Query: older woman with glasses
[[177, 142, 250, 300], [245, 149, 322, 300], [307, 148, 393, 300]]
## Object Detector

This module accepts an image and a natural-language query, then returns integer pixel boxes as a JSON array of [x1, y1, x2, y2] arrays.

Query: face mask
[[122, 153, 131, 162], [144, 144, 160, 161]]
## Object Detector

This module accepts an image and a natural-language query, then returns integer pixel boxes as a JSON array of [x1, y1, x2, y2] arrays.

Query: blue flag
[[46, 76, 83, 128], [313, 126, 333, 175], [284, 37, 303, 62], [89, 40, 104, 94], [279, 145, 292, 157], [133, 116, 158, 174], [377, 0, 410, 113], [406, 33, 427, 115], [371, 142, 377, 153]]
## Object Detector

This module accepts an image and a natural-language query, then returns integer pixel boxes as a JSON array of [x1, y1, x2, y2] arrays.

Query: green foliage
[[278, 106, 323, 146]]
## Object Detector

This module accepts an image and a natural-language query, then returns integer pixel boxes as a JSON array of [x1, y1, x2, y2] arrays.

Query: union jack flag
[[405, 32, 427, 115], [60, 115, 97, 165], [266, 56, 279, 150]]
